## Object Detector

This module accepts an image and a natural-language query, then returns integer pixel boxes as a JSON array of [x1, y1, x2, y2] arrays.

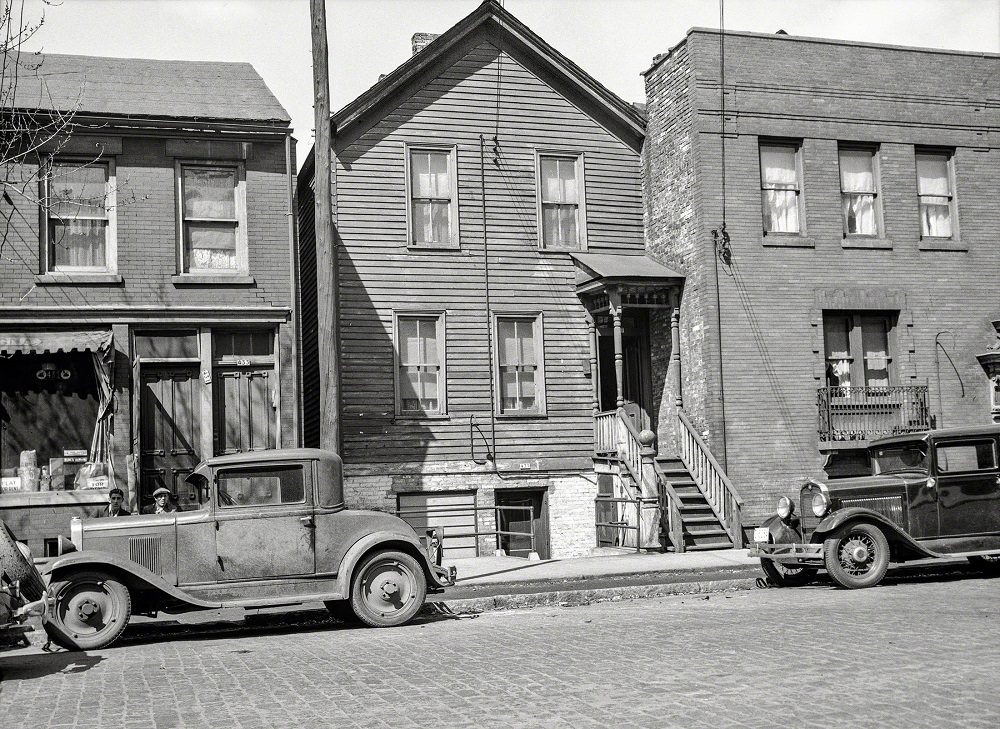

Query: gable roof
[[10, 53, 290, 126], [331, 0, 644, 146]]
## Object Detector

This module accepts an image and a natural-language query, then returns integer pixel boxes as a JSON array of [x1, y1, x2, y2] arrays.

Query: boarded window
[[397, 491, 477, 558], [134, 331, 199, 360]]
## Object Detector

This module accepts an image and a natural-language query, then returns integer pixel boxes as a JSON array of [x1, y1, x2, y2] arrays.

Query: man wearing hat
[[142, 487, 178, 515], [102, 487, 131, 517]]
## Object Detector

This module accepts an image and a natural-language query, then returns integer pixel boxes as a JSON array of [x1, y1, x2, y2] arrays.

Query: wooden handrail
[[677, 410, 743, 505]]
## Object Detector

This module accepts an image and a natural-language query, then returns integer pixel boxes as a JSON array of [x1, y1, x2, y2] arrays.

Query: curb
[[428, 576, 760, 615]]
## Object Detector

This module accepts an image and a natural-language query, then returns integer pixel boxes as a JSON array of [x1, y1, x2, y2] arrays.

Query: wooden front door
[[213, 367, 276, 455], [597, 312, 653, 432], [140, 366, 201, 510], [496, 489, 550, 560]]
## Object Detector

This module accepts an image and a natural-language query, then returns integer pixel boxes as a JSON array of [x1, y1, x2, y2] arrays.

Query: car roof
[[200, 448, 340, 468], [871, 424, 1000, 448]]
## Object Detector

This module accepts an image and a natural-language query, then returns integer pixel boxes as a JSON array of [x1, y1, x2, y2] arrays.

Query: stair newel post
[[610, 289, 625, 409], [670, 306, 683, 410], [639, 429, 670, 552]]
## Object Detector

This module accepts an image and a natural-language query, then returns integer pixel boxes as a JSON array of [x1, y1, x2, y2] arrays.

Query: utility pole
[[310, 0, 340, 453]]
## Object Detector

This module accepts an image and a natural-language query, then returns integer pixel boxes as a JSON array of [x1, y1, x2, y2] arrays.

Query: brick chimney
[[411, 32, 440, 56]]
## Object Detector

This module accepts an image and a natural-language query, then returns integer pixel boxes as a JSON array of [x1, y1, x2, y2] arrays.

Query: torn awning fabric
[[0, 329, 114, 465]]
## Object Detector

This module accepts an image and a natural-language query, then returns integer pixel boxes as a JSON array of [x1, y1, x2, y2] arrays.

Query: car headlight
[[811, 490, 830, 518], [776, 496, 794, 520]]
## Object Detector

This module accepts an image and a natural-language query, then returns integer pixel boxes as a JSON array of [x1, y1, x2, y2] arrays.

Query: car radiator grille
[[129, 536, 162, 575], [838, 496, 905, 529]]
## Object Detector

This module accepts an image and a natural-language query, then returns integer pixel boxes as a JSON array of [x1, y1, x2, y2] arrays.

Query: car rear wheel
[[760, 558, 818, 587], [44, 570, 131, 650], [823, 523, 890, 589], [968, 555, 1000, 574], [350, 550, 426, 628]]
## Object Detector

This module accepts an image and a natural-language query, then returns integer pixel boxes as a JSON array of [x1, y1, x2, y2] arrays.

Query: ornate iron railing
[[817, 385, 931, 443]]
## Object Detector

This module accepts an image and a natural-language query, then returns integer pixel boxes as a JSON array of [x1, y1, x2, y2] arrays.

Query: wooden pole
[[311, 0, 340, 453]]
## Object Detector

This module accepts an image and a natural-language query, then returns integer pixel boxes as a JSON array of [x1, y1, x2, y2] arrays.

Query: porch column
[[586, 311, 599, 415], [670, 306, 683, 409], [609, 290, 624, 408]]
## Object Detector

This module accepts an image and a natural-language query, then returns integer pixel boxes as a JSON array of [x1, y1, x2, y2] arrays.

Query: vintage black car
[[41, 449, 455, 650], [750, 425, 1000, 588]]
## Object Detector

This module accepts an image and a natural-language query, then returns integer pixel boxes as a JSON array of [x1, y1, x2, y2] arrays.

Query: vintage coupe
[[42, 449, 455, 650], [750, 425, 1000, 588]]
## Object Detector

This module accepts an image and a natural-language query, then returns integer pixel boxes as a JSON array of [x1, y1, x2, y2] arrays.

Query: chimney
[[411, 32, 440, 56]]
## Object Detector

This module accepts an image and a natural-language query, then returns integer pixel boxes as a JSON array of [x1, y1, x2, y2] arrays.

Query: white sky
[[20, 0, 1000, 168]]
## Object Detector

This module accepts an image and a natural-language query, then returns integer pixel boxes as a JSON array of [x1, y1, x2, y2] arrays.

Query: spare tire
[[0, 519, 46, 602]]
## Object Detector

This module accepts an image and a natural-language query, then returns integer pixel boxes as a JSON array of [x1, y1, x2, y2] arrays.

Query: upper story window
[[538, 153, 585, 250], [839, 147, 880, 237], [495, 314, 545, 415], [407, 146, 457, 248], [394, 313, 446, 416], [44, 160, 116, 272], [915, 150, 956, 239], [759, 142, 803, 234], [178, 163, 247, 274], [823, 312, 894, 390]]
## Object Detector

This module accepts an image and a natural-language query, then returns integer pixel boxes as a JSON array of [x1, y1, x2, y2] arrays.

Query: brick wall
[[644, 30, 1000, 524]]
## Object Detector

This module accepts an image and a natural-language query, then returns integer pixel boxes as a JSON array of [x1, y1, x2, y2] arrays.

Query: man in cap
[[142, 487, 178, 515], [101, 487, 131, 517]]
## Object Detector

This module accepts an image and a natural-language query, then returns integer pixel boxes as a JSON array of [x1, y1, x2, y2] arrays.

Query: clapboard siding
[[329, 33, 642, 468]]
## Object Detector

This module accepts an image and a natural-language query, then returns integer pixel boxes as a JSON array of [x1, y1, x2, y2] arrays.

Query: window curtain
[[840, 151, 876, 235], [411, 151, 450, 244], [760, 147, 799, 233], [916, 155, 952, 237]]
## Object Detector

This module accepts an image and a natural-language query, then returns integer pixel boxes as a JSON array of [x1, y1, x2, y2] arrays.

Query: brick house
[[298, 2, 735, 559], [0, 54, 299, 553], [643, 30, 1000, 528]]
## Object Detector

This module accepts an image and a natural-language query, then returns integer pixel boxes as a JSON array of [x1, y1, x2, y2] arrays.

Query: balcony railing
[[818, 385, 931, 443]]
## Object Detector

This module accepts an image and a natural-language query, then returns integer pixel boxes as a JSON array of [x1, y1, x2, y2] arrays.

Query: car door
[[933, 437, 1000, 537], [213, 461, 315, 581]]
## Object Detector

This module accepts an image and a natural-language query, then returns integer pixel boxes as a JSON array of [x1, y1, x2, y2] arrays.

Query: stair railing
[[676, 409, 744, 548], [615, 408, 684, 553]]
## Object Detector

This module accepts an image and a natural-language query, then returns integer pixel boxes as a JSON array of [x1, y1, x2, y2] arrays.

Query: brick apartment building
[[0, 55, 299, 553], [298, 2, 731, 559], [643, 30, 1000, 527]]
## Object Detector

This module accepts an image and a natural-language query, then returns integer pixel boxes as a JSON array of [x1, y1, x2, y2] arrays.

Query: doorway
[[495, 488, 550, 560], [597, 311, 654, 432], [139, 365, 202, 510]]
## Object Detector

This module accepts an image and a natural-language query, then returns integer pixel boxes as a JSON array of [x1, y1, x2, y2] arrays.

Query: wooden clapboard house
[[298, 1, 742, 559]]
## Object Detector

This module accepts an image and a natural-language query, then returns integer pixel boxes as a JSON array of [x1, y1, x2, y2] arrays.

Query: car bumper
[[429, 563, 457, 590], [749, 541, 824, 564]]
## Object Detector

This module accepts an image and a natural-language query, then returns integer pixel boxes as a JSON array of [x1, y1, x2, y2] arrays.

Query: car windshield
[[872, 445, 928, 475]]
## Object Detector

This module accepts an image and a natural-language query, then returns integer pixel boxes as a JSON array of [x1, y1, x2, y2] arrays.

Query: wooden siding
[[333, 37, 644, 468]]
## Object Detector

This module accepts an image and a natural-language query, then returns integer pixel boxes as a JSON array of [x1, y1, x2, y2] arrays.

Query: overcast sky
[[21, 0, 1000, 167]]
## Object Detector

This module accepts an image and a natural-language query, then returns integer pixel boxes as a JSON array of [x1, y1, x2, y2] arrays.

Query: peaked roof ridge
[[332, 0, 644, 139]]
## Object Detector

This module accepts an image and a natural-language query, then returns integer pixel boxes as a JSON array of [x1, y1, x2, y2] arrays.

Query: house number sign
[[236, 358, 251, 366]]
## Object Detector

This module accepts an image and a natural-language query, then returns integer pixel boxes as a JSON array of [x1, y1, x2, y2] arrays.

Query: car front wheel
[[823, 523, 890, 589], [44, 570, 132, 650], [760, 558, 817, 587], [350, 550, 426, 628]]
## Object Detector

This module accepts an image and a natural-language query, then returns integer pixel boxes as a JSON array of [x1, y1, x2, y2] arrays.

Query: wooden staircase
[[656, 456, 734, 551]]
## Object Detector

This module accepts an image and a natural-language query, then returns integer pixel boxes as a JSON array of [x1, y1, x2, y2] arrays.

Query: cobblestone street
[[2, 572, 999, 729]]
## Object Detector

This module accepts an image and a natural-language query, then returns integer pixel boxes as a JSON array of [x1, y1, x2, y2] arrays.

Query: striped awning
[[0, 330, 112, 356]]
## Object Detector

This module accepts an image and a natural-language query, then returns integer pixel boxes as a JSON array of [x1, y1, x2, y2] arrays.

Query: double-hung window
[[394, 313, 446, 416], [495, 315, 545, 415], [915, 150, 956, 239], [538, 153, 585, 249], [178, 163, 247, 274], [823, 312, 894, 391], [839, 147, 880, 236], [759, 142, 803, 234], [45, 160, 116, 272], [407, 147, 457, 247]]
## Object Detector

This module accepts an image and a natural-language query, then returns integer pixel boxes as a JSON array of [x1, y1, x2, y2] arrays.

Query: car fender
[[43, 550, 221, 610], [760, 514, 805, 545], [338, 530, 436, 591], [813, 508, 935, 558]]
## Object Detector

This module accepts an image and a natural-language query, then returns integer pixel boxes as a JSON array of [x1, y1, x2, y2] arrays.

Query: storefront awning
[[0, 330, 113, 356], [570, 252, 685, 294]]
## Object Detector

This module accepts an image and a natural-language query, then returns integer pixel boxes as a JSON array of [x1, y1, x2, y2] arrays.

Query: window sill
[[918, 238, 967, 252], [406, 245, 461, 252], [495, 412, 548, 420], [392, 415, 451, 423], [537, 247, 583, 256], [842, 237, 893, 250], [35, 272, 123, 285], [761, 233, 814, 248], [172, 274, 256, 286]]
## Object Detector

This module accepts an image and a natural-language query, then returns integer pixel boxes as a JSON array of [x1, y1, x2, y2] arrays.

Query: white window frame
[[392, 310, 448, 417], [915, 148, 958, 241], [838, 145, 882, 238], [404, 144, 459, 249], [535, 150, 587, 251], [493, 312, 546, 417], [43, 157, 117, 273], [759, 140, 805, 235], [175, 160, 248, 275]]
